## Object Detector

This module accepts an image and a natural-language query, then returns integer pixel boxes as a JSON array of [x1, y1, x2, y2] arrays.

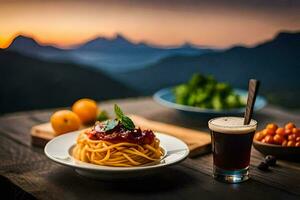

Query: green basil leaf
[[114, 104, 124, 120], [121, 116, 135, 130], [114, 104, 135, 130]]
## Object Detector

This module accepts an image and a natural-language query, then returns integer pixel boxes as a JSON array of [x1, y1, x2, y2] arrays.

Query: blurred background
[[0, 0, 299, 114]]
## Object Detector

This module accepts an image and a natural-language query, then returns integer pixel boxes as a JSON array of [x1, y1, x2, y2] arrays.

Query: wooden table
[[0, 97, 300, 200]]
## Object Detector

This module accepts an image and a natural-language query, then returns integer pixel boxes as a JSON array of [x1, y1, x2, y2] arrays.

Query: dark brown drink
[[208, 117, 257, 183], [211, 130, 255, 170]]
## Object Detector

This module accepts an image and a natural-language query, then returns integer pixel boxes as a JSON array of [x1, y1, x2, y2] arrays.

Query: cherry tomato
[[262, 129, 268, 137], [296, 137, 300, 142], [261, 138, 266, 143], [287, 140, 295, 147], [265, 128, 275, 136], [264, 135, 274, 144], [285, 122, 296, 130], [285, 128, 292, 135], [276, 128, 285, 136], [288, 134, 296, 141], [282, 140, 288, 147], [273, 134, 284, 145], [292, 128, 300, 137], [295, 142, 300, 147], [266, 123, 278, 132], [254, 132, 264, 141]]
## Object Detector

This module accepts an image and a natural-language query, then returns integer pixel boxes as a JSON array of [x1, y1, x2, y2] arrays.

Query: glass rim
[[208, 116, 257, 129]]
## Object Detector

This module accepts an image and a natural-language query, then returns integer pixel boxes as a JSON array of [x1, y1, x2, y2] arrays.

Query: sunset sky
[[0, 0, 299, 49]]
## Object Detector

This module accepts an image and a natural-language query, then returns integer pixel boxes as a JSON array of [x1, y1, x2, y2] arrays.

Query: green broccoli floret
[[173, 72, 244, 110]]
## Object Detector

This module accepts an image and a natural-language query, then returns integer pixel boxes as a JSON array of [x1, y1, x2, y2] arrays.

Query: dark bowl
[[253, 140, 300, 161]]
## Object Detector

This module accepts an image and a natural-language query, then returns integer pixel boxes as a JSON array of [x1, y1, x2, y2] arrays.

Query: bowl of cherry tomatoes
[[253, 122, 300, 161]]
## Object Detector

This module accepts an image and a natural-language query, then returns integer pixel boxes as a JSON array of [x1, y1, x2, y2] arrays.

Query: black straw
[[244, 79, 260, 125]]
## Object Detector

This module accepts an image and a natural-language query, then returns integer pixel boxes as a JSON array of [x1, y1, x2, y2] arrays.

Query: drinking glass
[[208, 117, 257, 183]]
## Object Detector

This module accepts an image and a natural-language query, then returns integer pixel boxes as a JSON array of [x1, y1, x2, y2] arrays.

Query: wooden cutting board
[[31, 115, 211, 157]]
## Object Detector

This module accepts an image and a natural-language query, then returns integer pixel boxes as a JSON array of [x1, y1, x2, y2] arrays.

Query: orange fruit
[[51, 110, 81, 135], [72, 98, 98, 124]]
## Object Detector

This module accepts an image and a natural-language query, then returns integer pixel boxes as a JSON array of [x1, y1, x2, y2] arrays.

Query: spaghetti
[[72, 123, 163, 167]]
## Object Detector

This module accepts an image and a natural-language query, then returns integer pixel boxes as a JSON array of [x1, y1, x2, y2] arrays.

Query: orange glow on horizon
[[0, 1, 299, 49]]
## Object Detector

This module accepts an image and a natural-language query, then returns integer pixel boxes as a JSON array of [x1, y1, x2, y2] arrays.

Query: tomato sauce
[[87, 122, 155, 145]]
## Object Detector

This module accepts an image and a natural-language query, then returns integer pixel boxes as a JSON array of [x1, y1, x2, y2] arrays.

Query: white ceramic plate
[[44, 131, 189, 180]]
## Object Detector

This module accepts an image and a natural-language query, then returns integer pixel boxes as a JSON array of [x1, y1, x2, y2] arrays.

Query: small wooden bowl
[[253, 140, 300, 161]]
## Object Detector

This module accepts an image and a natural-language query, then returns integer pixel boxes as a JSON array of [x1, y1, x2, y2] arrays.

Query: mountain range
[[117, 31, 300, 108], [0, 50, 137, 113], [6, 34, 213, 73], [1, 31, 299, 113]]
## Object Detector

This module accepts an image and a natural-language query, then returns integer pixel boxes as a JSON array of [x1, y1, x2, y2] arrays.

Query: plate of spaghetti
[[45, 105, 189, 179]]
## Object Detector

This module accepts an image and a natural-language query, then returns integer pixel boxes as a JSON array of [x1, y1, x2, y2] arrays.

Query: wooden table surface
[[0, 97, 300, 200]]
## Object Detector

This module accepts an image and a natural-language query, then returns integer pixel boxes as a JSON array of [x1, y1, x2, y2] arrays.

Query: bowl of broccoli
[[153, 73, 267, 117]]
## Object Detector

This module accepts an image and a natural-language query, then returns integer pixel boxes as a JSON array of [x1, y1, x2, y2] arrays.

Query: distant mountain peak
[[77, 33, 136, 51], [14, 34, 34, 41], [275, 31, 300, 41], [9, 34, 39, 48], [113, 33, 128, 41], [178, 42, 209, 50], [86, 33, 130, 43], [7, 34, 62, 52], [181, 42, 195, 48], [113, 34, 132, 45]]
